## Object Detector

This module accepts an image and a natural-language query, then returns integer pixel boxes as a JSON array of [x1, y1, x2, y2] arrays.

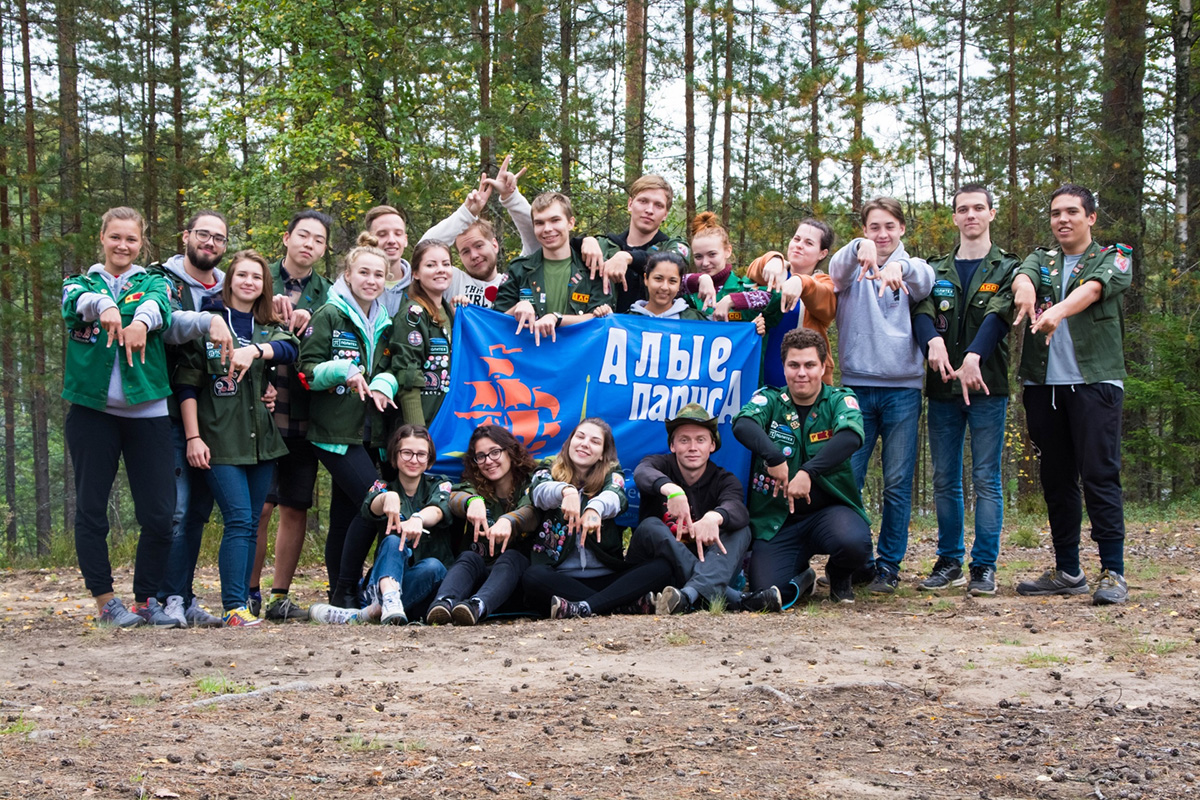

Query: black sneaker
[[1092, 570, 1128, 606], [741, 585, 783, 613], [828, 573, 855, 604], [248, 590, 262, 618], [1015, 568, 1088, 596], [451, 597, 486, 626], [850, 564, 877, 586], [263, 595, 309, 622], [868, 569, 898, 595], [968, 565, 997, 596], [919, 556, 966, 591], [424, 597, 453, 625], [611, 592, 656, 615], [655, 585, 695, 615], [549, 596, 591, 619]]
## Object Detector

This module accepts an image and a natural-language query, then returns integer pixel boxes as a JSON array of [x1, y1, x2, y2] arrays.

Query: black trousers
[[313, 445, 381, 601], [522, 559, 673, 615], [1023, 383, 1126, 575], [435, 549, 530, 613], [748, 504, 873, 592], [65, 405, 175, 601]]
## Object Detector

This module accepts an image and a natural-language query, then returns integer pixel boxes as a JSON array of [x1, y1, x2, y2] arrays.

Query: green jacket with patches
[[528, 460, 628, 569], [175, 318, 298, 464], [297, 294, 398, 447], [493, 249, 614, 317], [361, 473, 457, 569], [448, 477, 540, 564], [1015, 241, 1131, 384], [270, 259, 333, 422], [685, 270, 784, 328], [733, 383, 868, 540], [61, 269, 173, 410], [914, 243, 1020, 399], [389, 296, 455, 427]]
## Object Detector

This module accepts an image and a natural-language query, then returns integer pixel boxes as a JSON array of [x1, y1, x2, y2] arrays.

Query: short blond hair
[[860, 197, 905, 227], [531, 191, 574, 219], [629, 175, 673, 208]]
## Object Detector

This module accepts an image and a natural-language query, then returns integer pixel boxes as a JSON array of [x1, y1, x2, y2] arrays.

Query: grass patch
[[928, 599, 956, 613], [963, 661, 978, 670], [1125, 559, 1160, 581], [664, 631, 692, 646], [998, 637, 1024, 646], [1008, 526, 1040, 548], [1020, 649, 1070, 667], [344, 734, 385, 751], [194, 671, 253, 696], [706, 595, 728, 615], [0, 715, 34, 735], [130, 694, 157, 707], [1130, 638, 1182, 657]]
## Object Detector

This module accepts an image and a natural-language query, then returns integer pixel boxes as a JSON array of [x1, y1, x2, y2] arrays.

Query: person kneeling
[[733, 328, 873, 605]]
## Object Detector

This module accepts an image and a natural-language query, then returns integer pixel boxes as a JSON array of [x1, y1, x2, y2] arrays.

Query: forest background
[[0, 0, 1197, 561]]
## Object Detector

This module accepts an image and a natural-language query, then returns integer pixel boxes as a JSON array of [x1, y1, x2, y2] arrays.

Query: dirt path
[[2, 523, 1199, 799]]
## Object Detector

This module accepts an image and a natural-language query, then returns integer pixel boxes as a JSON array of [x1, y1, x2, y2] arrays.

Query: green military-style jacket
[[449, 477, 540, 564], [914, 243, 1020, 400], [493, 249, 614, 317], [297, 296, 398, 447], [528, 460, 628, 569], [61, 269, 173, 410], [148, 261, 213, 420], [389, 296, 455, 427], [686, 271, 784, 328], [175, 314, 298, 464], [733, 383, 868, 541], [361, 473, 456, 569], [1016, 241, 1131, 384], [270, 259, 333, 421]]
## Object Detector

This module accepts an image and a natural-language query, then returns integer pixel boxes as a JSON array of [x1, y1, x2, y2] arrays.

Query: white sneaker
[[380, 591, 407, 625], [163, 595, 188, 628], [309, 603, 360, 625]]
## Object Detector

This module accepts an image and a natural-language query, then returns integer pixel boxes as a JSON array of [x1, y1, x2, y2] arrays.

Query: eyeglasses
[[188, 228, 228, 246], [398, 449, 430, 463], [473, 447, 505, 464]]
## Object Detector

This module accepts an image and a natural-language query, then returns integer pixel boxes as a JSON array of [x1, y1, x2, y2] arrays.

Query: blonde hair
[[100, 206, 146, 236], [364, 205, 406, 231], [531, 191, 574, 219], [343, 231, 389, 274], [629, 175, 674, 208], [689, 210, 729, 248]]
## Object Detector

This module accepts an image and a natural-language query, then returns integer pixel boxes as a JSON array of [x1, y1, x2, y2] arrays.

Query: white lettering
[[709, 337, 732, 382], [690, 335, 704, 381], [666, 334, 689, 380], [634, 332, 663, 378], [598, 328, 628, 385], [716, 369, 743, 422], [668, 386, 691, 419]]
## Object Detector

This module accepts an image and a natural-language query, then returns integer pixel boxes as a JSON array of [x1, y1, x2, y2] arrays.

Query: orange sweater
[[746, 251, 837, 384]]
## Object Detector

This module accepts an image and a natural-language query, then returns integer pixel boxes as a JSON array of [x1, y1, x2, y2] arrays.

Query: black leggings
[[435, 550, 530, 613], [313, 445, 380, 602], [65, 405, 175, 601], [522, 559, 673, 616]]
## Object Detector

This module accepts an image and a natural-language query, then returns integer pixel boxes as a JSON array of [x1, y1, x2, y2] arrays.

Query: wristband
[[186, 436, 201, 442], [554, 312, 564, 327], [466, 495, 484, 507], [253, 343, 264, 358], [666, 491, 685, 499]]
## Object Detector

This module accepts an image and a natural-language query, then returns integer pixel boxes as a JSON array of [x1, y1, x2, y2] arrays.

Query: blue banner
[[426, 306, 762, 524]]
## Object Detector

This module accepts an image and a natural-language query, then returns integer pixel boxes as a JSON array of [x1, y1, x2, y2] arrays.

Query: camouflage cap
[[665, 403, 720, 450]]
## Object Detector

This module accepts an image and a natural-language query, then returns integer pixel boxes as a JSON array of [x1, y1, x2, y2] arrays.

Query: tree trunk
[[908, 0, 938, 210], [170, 0, 185, 235], [737, 0, 756, 252], [1173, 0, 1192, 277], [720, 1, 733, 226], [475, 0, 492, 170], [0, 7, 15, 554], [952, 0, 964, 189], [1006, 0, 1018, 245], [809, 0, 821, 208], [559, 0, 572, 192], [625, 0, 647, 184], [851, 0, 866, 213], [19, 0, 53, 552], [144, 0, 160, 254], [684, 0, 696, 221], [705, 2, 718, 211]]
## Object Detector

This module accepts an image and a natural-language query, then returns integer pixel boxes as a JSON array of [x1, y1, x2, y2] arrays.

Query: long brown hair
[[409, 239, 453, 326], [550, 418, 620, 497], [222, 250, 280, 325], [462, 425, 536, 506]]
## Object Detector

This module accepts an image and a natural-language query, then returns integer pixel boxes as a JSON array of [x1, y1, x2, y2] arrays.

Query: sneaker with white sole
[[222, 606, 262, 628], [98, 597, 146, 628], [309, 603, 360, 625], [1015, 568, 1088, 596], [132, 597, 183, 628], [918, 556, 966, 591], [185, 597, 224, 628], [1092, 570, 1128, 606], [163, 595, 189, 628], [380, 591, 407, 625]]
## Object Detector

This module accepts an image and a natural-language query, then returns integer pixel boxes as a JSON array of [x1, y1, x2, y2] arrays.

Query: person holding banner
[[390, 240, 457, 428], [493, 192, 614, 344], [297, 233, 400, 602], [733, 328, 873, 605], [313, 425, 452, 625], [681, 212, 783, 333], [520, 419, 673, 618], [743, 218, 838, 386], [425, 425, 540, 625], [623, 251, 707, 321], [625, 404, 765, 615]]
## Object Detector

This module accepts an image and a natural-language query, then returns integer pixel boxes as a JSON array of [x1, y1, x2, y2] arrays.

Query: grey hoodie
[[829, 238, 934, 390], [158, 253, 225, 345], [626, 298, 692, 319]]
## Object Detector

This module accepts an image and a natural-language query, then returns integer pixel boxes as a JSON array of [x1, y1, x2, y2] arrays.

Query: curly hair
[[549, 418, 620, 497], [461, 425, 536, 506]]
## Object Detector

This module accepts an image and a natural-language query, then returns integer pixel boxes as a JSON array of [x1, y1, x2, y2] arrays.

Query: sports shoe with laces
[[451, 597, 486, 626], [263, 595, 309, 622], [611, 591, 656, 615], [868, 569, 898, 595], [132, 597, 183, 628], [185, 597, 224, 628], [380, 591, 407, 625], [741, 585, 783, 613], [968, 565, 997, 597], [655, 585, 695, 615], [549, 596, 590, 619], [1015, 568, 1088, 596], [98, 597, 145, 628], [425, 597, 453, 625], [828, 573, 855, 604], [309, 603, 360, 625], [248, 590, 262, 618], [1092, 569, 1128, 606], [163, 595, 188, 628], [223, 606, 262, 627], [919, 556, 966, 591]]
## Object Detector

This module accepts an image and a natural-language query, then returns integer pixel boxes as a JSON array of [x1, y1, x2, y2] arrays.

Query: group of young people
[[61, 161, 1132, 629]]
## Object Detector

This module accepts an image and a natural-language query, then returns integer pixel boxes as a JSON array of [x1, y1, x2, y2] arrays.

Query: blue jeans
[[927, 395, 1008, 569], [364, 534, 448, 608], [206, 461, 276, 611], [160, 421, 214, 602], [847, 386, 922, 576]]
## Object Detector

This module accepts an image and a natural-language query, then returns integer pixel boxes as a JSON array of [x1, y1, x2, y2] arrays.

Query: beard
[[187, 241, 225, 272]]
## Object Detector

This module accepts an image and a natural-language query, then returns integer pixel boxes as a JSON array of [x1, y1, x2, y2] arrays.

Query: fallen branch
[[185, 681, 316, 708]]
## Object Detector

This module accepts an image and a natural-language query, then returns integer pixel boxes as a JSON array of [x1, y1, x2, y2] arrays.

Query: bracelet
[[186, 435, 201, 442], [666, 491, 685, 499], [253, 343, 264, 358], [466, 495, 484, 507]]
